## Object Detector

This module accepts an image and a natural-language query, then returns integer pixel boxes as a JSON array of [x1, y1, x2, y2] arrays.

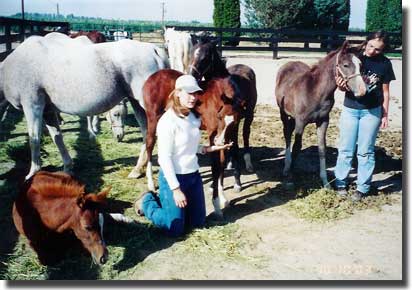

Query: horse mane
[[28, 171, 85, 199], [310, 49, 339, 73]]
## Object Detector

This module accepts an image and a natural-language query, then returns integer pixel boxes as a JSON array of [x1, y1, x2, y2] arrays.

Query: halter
[[335, 52, 361, 82]]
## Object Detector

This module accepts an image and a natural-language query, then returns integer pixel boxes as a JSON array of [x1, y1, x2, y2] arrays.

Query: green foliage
[[243, 0, 349, 30], [366, 0, 401, 32], [213, 0, 225, 28], [314, 0, 349, 30], [213, 0, 241, 46], [243, 0, 314, 29]]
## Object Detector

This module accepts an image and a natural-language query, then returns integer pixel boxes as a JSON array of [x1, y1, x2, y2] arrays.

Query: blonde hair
[[167, 88, 192, 117]]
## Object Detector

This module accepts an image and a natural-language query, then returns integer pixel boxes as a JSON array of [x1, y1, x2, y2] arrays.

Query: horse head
[[336, 41, 367, 97], [189, 39, 228, 81], [197, 78, 245, 147], [74, 187, 111, 265], [106, 100, 127, 142]]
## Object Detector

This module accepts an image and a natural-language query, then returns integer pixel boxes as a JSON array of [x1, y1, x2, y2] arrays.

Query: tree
[[213, 0, 241, 46], [213, 0, 225, 28], [314, 0, 350, 30], [366, 0, 401, 32], [243, 0, 315, 29]]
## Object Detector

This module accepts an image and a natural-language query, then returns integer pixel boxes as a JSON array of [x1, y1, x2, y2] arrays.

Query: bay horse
[[0, 32, 169, 180], [275, 41, 367, 187], [12, 171, 110, 265], [189, 39, 257, 179], [140, 69, 245, 217]]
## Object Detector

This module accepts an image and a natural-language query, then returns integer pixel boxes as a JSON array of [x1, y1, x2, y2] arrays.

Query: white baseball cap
[[175, 75, 203, 93]]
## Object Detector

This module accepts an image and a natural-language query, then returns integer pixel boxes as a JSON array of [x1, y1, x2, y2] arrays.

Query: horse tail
[[153, 46, 170, 69]]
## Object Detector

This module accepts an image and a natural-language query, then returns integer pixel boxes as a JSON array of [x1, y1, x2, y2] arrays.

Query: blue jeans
[[335, 106, 382, 194], [142, 170, 206, 237]]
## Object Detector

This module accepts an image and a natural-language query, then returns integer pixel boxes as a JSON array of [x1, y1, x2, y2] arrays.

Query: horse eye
[[343, 64, 349, 68], [85, 225, 93, 231]]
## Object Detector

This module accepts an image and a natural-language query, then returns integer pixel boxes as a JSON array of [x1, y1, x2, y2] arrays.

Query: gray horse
[[0, 32, 169, 179]]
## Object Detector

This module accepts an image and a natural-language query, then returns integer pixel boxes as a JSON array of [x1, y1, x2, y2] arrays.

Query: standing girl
[[335, 31, 396, 201]]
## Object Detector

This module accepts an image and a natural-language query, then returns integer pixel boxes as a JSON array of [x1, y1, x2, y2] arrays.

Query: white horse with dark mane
[[0, 32, 169, 179], [164, 27, 193, 73]]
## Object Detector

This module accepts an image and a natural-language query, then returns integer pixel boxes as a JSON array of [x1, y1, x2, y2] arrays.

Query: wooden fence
[[0, 17, 69, 61], [167, 25, 402, 58], [0, 17, 402, 62]]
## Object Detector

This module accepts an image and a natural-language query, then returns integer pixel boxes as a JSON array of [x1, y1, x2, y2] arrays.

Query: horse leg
[[92, 115, 100, 134], [0, 100, 9, 122], [22, 104, 44, 180], [145, 113, 158, 191], [316, 118, 331, 188], [280, 110, 295, 179], [127, 97, 148, 178], [230, 141, 242, 193], [43, 109, 73, 174], [211, 151, 227, 218], [243, 110, 255, 173], [290, 120, 306, 177], [86, 116, 97, 139]]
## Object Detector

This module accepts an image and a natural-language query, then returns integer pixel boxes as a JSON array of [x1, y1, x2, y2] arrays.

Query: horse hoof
[[233, 184, 242, 193], [127, 168, 144, 179], [323, 183, 332, 190], [245, 166, 254, 173]]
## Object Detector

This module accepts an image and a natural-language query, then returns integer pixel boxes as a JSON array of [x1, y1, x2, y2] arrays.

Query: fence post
[[20, 20, 25, 42], [5, 24, 11, 51], [218, 28, 223, 57], [272, 31, 278, 59]]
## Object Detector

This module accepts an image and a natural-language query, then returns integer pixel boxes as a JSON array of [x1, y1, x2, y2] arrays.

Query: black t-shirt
[[344, 53, 396, 109]]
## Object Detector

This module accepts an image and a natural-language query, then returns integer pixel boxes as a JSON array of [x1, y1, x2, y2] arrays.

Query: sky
[[1, 0, 367, 29]]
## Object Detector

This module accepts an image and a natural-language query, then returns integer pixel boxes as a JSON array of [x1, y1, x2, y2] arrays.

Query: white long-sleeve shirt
[[156, 108, 204, 190]]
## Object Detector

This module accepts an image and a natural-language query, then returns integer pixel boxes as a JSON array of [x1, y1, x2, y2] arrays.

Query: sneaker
[[336, 187, 348, 197], [351, 190, 365, 202], [134, 191, 155, 217]]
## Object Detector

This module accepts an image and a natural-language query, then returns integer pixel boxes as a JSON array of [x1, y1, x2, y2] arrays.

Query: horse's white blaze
[[194, 47, 200, 58], [350, 55, 367, 97], [283, 146, 292, 175], [98, 213, 106, 246], [109, 213, 136, 224]]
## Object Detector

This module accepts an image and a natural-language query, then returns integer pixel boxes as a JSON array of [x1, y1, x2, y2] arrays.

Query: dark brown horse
[[275, 41, 367, 187], [189, 39, 257, 175], [12, 171, 110, 265], [70, 30, 107, 43], [142, 69, 244, 217]]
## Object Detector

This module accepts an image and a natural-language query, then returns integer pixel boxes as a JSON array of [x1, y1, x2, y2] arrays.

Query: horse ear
[[340, 40, 350, 53], [96, 186, 111, 202], [347, 41, 366, 57]]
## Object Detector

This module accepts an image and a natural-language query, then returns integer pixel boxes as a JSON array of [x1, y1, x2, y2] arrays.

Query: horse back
[[143, 69, 183, 115], [275, 61, 311, 112], [228, 64, 257, 110]]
